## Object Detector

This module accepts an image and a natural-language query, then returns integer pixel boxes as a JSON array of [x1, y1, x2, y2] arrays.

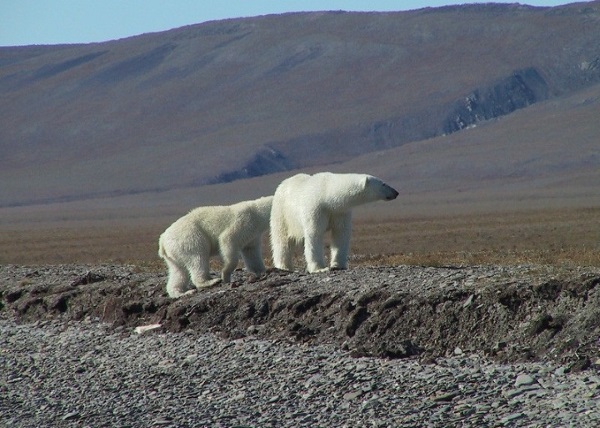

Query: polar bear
[[158, 196, 273, 298], [270, 172, 398, 273]]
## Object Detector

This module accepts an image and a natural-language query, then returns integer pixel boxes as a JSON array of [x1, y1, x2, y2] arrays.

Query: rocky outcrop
[[208, 146, 296, 183], [443, 68, 549, 133]]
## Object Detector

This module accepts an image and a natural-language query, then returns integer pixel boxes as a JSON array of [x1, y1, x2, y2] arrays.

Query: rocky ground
[[1, 263, 600, 426]]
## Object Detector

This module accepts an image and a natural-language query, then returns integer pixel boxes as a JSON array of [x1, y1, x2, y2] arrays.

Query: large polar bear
[[270, 172, 398, 273], [158, 196, 273, 298]]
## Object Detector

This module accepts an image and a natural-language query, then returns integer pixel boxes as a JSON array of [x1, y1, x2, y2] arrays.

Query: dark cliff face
[[443, 68, 550, 134], [207, 147, 296, 184], [1, 2, 600, 206]]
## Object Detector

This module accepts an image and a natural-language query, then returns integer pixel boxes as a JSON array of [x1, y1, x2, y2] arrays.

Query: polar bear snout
[[383, 185, 399, 201]]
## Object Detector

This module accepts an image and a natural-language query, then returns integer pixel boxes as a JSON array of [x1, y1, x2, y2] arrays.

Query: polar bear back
[[162, 196, 272, 256], [275, 172, 394, 212]]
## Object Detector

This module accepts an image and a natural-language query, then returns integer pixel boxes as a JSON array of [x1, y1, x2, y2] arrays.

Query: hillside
[[1, 1, 600, 209]]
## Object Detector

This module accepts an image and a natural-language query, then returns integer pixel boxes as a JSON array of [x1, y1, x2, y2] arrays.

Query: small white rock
[[134, 323, 162, 334]]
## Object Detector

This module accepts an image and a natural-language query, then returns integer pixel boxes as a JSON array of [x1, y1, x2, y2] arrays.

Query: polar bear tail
[[158, 235, 172, 262], [158, 236, 165, 258]]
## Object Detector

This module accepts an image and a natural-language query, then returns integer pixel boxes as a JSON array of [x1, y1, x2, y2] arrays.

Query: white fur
[[270, 172, 398, 273], [159, 196, 273, 298]]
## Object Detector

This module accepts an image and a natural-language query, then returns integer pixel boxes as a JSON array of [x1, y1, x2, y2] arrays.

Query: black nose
[[387, 189, 399, 200]]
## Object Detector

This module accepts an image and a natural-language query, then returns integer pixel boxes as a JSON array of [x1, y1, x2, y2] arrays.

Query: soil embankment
[[2, 264, 599, 371]]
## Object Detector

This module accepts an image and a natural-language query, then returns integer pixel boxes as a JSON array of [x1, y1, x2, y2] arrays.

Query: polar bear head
[[363, 175, 399, 202]]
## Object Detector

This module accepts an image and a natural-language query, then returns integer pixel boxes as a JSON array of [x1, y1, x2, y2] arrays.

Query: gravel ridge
[[3, 264, 600, 365]]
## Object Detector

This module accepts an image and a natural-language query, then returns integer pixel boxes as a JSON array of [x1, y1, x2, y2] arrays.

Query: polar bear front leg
[[241, 238, 266, 275], [303, 222, 328, 273], [188, 258, 221, 289], [219, 238, 240, 283], [330, 213, 352, 270]]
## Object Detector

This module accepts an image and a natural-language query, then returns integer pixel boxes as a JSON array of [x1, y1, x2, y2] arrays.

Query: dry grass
[[1, 207, 599, 269], [351, 207, 600, 268], [350, 248, 600, 269]]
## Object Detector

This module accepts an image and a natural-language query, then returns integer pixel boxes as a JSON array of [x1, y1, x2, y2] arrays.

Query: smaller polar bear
[[158, 196, 273, 298], [270, 172, 398, 273]]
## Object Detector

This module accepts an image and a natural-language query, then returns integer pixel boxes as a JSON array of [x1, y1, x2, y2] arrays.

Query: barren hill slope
[[1, 2, 600, 208], [341, 80, 600, 215]]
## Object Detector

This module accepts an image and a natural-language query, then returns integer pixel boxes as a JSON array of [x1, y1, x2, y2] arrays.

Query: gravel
[[2, 317, 600, 427], [2, 262, 600, 426]]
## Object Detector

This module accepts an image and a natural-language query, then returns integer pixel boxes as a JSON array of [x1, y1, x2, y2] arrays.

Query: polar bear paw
[[195, 278, 222, 289]]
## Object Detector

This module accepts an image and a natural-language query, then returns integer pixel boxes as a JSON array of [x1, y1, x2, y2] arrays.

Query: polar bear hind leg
[[159, 237, 193, 298], [270, 210, 296, 271], [271, 236, 293, 270], [164, 258, 192, 298], [170, 232, 220, 291], [160, 242, 216, 296], [273, 237, 302, 271]]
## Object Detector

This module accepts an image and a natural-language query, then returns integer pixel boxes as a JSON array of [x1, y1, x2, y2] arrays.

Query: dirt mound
[[2, 264, 599, 371]]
